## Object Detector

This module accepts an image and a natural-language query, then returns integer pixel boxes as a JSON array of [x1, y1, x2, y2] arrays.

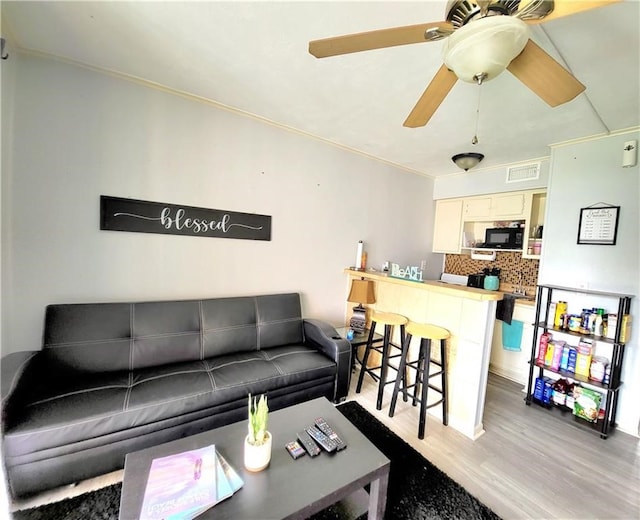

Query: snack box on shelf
[[573, 386, 603, 423], [575, 339, 593, 378], [533, 376, 554, 404]]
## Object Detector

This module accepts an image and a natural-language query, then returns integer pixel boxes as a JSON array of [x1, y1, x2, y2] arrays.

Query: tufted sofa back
[[42, 293, 303, 373]]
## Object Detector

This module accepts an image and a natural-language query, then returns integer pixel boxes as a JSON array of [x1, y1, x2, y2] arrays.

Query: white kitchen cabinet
[[464, 192, 527, 220], [433, 189, 546, 257], [463, 197, 492, 220], [432, 198, 463, 253], [492, 193, 527, 218]]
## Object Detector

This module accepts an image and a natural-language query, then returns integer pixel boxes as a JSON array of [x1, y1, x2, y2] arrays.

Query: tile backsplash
[[444, 252, 539, 289]]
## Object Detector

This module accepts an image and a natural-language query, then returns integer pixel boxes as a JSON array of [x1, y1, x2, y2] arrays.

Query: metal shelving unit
[[525, 284, 633, 439]]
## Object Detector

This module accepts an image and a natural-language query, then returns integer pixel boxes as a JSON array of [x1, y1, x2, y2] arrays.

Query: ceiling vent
[[506, 162, 540, 183]]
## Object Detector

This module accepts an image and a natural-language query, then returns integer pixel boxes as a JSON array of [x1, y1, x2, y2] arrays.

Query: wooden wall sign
[[100, 196, 271, 241]]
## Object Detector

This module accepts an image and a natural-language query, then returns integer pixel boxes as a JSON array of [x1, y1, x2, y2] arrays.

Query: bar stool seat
[[355, 311, 408, 410], [389, 321, 450, 439]]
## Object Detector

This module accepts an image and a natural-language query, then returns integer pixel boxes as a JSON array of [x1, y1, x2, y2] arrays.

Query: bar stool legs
[[389, 322, 450, 439], [355, 311, 408, 410]]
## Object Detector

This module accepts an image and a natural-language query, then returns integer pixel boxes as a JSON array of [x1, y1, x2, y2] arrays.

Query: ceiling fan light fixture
[[452, 152, 485, 171], [443, 16, 529, 83]]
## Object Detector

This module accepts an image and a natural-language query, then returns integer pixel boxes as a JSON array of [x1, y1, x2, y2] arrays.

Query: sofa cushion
[[3, 345, 335, 459], [43, 303, 132, 372], [42, 294, 304, 373], [132, 301, 202, 368], [201, 297, 259, 357], [255, 293, 304, 348]]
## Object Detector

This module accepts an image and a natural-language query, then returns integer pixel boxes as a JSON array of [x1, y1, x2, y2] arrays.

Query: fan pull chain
[[472, 82, 482, 145]]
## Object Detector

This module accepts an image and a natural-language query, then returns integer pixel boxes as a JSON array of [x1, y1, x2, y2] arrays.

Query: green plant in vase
[[247, 393, 269, 445], [244, 393, 271, 472]]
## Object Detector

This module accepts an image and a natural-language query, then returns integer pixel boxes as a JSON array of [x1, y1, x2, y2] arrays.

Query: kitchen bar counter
[[346, 269, 504, 301], [345, 268, 502, 440]]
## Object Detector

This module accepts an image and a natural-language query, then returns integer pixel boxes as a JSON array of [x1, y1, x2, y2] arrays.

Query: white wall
[[1, 52, 439, 355], [540, 130, 640, 436], [0, 37, 17, 516]]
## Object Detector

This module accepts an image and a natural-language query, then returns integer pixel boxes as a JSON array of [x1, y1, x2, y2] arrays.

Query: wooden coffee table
[[119, 397, 390, 519]]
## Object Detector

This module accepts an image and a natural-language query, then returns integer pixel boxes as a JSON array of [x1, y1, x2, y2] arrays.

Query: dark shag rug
[[12, 401, 500, 520]]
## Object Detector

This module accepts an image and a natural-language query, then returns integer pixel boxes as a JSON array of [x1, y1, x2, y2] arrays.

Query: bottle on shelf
[[554, 301, 567, 328], [594, 309, 604, 337], [588, 308, 598, 334]]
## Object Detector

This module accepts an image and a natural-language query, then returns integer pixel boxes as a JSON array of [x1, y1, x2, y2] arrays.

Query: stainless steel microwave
[[484, 227, 524, 249]]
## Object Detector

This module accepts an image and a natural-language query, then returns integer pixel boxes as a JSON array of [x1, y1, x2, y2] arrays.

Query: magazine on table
[[140, 444, 244, 520], [216, 451, 244, 494]]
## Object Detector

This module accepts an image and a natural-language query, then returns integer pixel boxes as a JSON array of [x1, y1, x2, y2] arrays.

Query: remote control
[[305, 426, 337, 453], [314, 417, 347, 451], [285, 440, 306, 460], [296, 430, 321, 457]]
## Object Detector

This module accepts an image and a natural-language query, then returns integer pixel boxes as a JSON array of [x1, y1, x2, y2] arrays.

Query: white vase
[[244, 431, 272, 472]]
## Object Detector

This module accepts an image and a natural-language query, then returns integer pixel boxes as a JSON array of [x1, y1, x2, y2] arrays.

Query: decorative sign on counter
[[577, 204, 619, 246], [100, 196, 271, 241], [390, 263, 423, 282]]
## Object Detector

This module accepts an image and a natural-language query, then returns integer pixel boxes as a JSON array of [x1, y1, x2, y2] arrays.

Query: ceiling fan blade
[[507, 39, 585, 107], [403, 65, 457, 128], [522, 0, 621, 24], [309, 21, 453, 58]]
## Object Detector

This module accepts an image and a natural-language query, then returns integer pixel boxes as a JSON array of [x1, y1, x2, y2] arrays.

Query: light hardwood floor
[[350, 372, 640, 520], [10, 373, 640, 519]]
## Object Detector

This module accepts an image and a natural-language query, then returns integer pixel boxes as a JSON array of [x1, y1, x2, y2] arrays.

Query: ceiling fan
[[309, 0, 619, 128]]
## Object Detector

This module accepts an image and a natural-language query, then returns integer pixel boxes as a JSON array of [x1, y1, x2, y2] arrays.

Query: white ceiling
[[2, 1, 639, 177]]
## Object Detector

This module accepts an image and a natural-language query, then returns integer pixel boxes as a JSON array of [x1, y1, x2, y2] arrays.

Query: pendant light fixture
[[452, 153, 484, 171], [442, 16, 529, 84]]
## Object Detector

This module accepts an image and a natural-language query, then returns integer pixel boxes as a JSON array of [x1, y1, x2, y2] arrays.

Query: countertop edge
[[345, 269, 504, 302]]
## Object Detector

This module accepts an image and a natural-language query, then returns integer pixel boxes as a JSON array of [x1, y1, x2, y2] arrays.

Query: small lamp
[[452, 152, 484, 171], [347, 279, 376, 334]]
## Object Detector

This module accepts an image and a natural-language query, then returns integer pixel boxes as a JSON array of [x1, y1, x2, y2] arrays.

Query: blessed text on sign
[[100, 196, 271, 241]]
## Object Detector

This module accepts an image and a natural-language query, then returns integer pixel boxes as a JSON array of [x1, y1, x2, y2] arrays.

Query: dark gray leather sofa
[[1, 293, 351, 497]]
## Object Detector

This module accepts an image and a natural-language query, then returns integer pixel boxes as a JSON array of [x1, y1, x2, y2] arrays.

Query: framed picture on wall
[[577, 205, 620, 245]]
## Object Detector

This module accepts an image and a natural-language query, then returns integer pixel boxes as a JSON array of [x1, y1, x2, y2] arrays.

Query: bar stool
[[389, 321, 450, 439], [355, 311, 408, 410]]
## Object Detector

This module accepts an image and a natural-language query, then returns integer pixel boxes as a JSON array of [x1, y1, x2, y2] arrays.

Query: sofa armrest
[[1, 350, 39, 425], [303, 320, 351, 403]]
